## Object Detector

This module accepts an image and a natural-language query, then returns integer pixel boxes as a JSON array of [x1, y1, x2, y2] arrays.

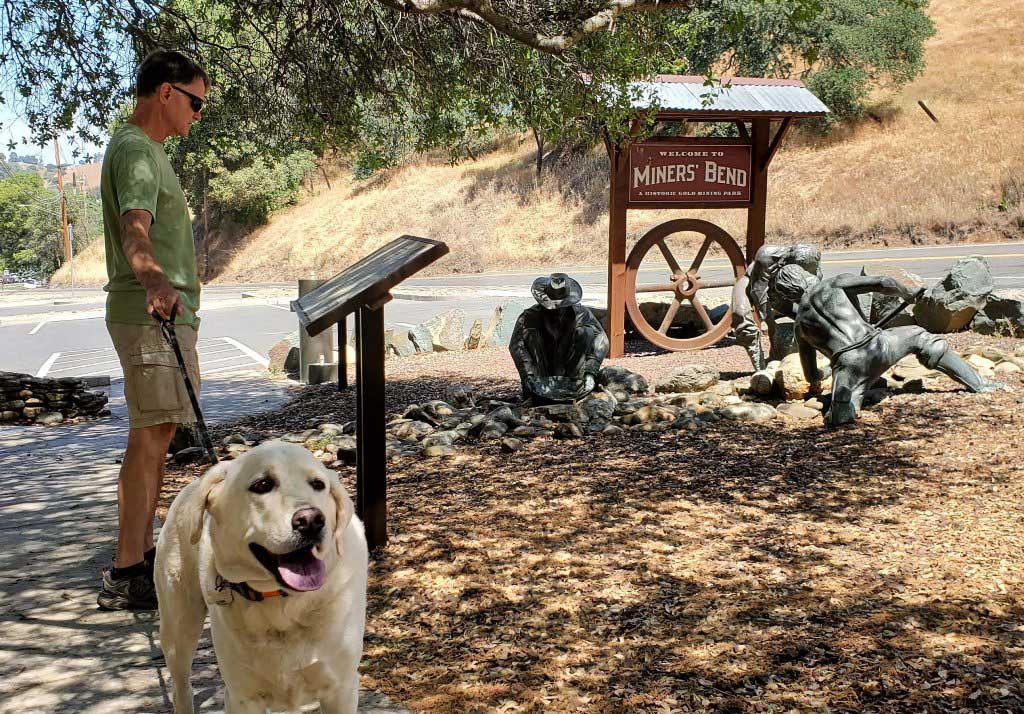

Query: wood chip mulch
[[160, 335, 1024, 713]]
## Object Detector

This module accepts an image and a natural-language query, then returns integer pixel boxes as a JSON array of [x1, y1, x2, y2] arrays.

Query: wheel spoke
[[636, 282, 677, 294], [657, 240, 683, 277], [658, 300, 681, 334], [698, 276, 737, 289], [689, 237, 713, 272], [690, 296, 714, 332]]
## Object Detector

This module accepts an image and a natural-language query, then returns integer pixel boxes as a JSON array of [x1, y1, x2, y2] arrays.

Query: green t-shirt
[[101, 122, 200, 326]]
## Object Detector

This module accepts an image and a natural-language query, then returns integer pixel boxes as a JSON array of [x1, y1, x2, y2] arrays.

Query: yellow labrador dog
[[155, 440, 368, 714]]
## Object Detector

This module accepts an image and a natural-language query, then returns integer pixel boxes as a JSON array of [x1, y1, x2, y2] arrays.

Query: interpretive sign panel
[[628, 141, 751, 204], [292, 235, 449, 337]]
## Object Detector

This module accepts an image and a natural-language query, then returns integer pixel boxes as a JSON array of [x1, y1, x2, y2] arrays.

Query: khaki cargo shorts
[[107, 322, 201, 429]]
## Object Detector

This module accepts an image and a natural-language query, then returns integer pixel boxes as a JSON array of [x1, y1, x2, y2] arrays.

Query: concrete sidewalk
[[0, 372, 406, 713]]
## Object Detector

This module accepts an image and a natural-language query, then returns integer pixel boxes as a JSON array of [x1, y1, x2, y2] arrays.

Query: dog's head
[[186, 440, 355, 593]]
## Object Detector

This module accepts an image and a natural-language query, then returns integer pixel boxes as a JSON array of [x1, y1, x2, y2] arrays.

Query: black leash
[[151, 307, 219, 464]]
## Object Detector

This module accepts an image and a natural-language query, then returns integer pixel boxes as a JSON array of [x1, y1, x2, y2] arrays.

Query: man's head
[[785, 244, 822, 277], [773, 263, 819, 303], [135, 50, 209, 138]]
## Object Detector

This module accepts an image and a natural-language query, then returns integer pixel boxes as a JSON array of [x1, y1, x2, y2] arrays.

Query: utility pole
[[54, 138, 71, 263]]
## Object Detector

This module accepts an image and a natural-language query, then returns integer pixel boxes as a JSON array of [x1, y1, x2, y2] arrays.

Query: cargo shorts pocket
[[128, 344, 185, 414]]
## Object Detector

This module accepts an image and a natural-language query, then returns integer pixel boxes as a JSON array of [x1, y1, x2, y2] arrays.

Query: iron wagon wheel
[[625, 218, 746, 351]]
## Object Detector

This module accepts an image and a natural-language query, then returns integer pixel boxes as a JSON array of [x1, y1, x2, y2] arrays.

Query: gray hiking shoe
[[97, 568, 158, 611]]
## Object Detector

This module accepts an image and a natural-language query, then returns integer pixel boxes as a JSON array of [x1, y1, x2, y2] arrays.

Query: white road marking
[[220, 336, 269, 367], [36, 352, 61, 377], [394, 322, 416, 327], [269, 304, 292, 311], [200, 355, 255, 367], [200, 364, 264, 376], [29, 320, 48, 335]]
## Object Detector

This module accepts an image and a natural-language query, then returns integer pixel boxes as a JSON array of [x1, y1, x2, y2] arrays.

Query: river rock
[[577, 392, 616, 422], [392, 420, 434, 440], [598, 365, 649, 401], [622, 405, 678, 425], [777, 402, 820, 420], [776, 352, 833, 400], [718, 403, 778, 423], [173, 447, 206, 464], [913, 257, 993, 332], [444, 383, 475, 409], [656, 364, 718, 393], [995, 361, 1021, 374], [35, 411, 64, 425], [554, 422, 584, 439], [422, 444, 458, 458], [500, 438, 524, 453]]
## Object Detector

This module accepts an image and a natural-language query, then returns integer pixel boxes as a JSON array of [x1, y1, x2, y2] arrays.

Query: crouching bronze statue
[[510, 273, 609, 403], [774, 265, 1003, 426]]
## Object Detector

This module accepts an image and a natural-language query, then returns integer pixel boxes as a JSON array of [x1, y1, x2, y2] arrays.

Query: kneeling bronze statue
[[510, 273, 609, 403], [773, 264, 1003, 426]]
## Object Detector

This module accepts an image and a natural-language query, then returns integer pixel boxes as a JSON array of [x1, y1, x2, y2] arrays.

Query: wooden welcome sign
[[628, 139, 752, 205]]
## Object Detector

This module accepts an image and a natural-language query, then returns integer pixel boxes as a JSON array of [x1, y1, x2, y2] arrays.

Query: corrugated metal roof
[[629, 75, 829, 116]]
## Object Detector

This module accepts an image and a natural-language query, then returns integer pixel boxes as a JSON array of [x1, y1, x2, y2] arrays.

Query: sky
[[0, 107, 106, 165]]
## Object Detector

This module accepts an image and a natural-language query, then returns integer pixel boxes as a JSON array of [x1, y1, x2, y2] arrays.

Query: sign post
[[292, 235, 449, 550]]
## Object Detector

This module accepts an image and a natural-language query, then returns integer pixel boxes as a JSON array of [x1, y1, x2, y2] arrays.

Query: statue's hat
[[531, 273, 583, 309]]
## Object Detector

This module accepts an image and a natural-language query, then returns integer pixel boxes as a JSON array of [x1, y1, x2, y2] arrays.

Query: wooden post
[[606, 143, 629, 357], [356, 304, 387, 550], [54, 139, 71, 263], [337, 315, 349, 391], [745, 119, 771, 260]]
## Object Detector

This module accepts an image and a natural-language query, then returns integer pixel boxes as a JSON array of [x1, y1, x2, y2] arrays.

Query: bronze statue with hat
[[510, 273, 610, 403]]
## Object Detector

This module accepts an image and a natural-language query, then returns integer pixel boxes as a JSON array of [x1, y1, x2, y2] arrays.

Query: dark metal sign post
[[291, 235, 449, 551]]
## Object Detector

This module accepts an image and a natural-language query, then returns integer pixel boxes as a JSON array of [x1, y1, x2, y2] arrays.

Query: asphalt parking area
[[37, 336, 270, 380]]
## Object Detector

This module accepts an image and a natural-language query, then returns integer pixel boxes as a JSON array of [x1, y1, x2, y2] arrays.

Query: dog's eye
[[310, 478, 326, 491], [248, 477, 276, 494]]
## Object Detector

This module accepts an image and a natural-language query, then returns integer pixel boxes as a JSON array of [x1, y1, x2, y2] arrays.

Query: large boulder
[[860, 264, 925, 328], [268, 331, 300, 378], [970, 296, 1024, 336], [655, 364, 719, 393], [423, 309, 466, 351], [776, 352, 833, 401], [481, 301, 531, 347], [464, 319, 484, 349], [913, 257, 993, 333], [386, 329, 417, 358], [408, 324, 434, 353], [597, 365, 649, 401]]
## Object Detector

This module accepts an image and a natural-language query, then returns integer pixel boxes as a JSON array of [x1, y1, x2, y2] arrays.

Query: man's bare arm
[[831, 274, 916, 300], [120, 209, 181, 319]]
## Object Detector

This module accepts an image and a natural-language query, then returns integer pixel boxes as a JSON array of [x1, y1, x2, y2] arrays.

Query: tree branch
[[375, 0, 692, 53]]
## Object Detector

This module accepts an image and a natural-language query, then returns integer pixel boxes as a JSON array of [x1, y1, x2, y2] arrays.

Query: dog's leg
[[158, 593, 205, 714], [223, 689, 268, 714], [318, 671, 360, 714]]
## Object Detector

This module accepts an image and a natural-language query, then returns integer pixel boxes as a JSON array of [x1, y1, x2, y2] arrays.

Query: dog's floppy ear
[[187, 461, 230, 545], [328, 469, 355, 556]]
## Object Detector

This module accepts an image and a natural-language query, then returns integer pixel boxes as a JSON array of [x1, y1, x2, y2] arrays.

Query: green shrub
[[208, 150, 316, 225]]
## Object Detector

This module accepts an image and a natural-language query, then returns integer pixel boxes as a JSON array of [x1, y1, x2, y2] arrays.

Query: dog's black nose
[[291, 507, 325, 538]]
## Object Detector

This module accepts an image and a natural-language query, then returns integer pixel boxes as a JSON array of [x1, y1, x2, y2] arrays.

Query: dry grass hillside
[[57, 0, 1024, 287]]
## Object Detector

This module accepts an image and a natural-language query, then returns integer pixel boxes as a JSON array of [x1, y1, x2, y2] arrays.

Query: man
[[730, 243, 822, 370], [98, 50, 209, 610], [772, 264, 1001, 426], [510, 273, 609, 403]]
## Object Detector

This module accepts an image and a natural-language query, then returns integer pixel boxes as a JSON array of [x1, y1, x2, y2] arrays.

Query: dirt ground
[[161, 334, 1024, 713]]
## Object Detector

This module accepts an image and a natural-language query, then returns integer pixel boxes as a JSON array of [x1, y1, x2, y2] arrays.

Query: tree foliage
[[0, 173, 99, 278]]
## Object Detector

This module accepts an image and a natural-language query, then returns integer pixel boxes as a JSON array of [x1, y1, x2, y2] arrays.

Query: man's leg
[[116, 422, 177, 568], [895, 326, 1003, 393]]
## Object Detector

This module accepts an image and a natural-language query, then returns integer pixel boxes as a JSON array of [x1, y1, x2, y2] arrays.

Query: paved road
[[2, 242, 1022, 379]]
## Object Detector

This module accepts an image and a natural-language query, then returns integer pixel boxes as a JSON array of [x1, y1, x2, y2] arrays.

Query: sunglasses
[[170, 84, 205, 113]]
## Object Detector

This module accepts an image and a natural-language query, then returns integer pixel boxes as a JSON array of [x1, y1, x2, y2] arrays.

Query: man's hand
[[146, 277, 182, 320], [582, 373, 596, 393]]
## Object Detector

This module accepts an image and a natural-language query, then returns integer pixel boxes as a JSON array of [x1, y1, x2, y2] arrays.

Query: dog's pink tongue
[[277, 550, 326, 591]]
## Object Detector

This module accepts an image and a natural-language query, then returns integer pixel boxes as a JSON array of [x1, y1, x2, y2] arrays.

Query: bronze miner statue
[[731, 243, 823, 370], [773, 264, 1003, 426], [510, 273, 610, 403]]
